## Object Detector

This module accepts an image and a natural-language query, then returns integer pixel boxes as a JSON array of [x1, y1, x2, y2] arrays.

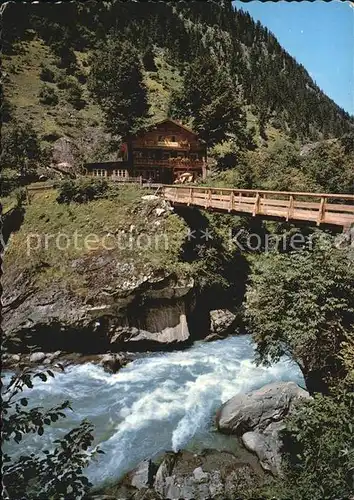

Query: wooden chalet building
[[85, 119, 207, 184]]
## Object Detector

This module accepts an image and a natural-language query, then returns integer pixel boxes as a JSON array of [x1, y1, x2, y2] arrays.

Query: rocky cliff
[[3, 266, 197, 352], [2, 186, 241, 354]]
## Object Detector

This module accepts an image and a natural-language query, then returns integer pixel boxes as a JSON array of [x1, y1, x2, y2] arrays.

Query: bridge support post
[[188, 187, 193, 206], [253, 193, 260, 217], [317, 197, 326, 226], [205, 189, 211, 209], [287, 195, 294, 222], [229, 191, 234, 212]]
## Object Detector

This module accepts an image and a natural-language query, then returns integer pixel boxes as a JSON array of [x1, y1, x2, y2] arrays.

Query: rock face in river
[[2, 264, 198, 353], [216, 381, 310, 474], [210, 309, 237, 335], [93, 450, 262, 500], [204, 309, 238, 341]]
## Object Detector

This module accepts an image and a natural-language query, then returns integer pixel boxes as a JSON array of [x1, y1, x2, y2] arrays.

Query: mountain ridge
[[2, 0, 353, 147]]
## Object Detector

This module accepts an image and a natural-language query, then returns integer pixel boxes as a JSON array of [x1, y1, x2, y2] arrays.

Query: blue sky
[[233, 1, 354, 116]]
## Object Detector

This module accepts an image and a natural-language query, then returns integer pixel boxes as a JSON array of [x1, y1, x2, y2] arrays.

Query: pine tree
[[170, 56, 246, 148], [88, 37, 150, 139]]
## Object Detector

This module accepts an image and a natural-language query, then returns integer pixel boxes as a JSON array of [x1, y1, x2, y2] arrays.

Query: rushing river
[[4, 336, 304, 487]]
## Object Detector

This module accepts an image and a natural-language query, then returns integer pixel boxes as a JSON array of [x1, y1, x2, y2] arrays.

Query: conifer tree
[[88, 37, 150, 139], [170, 56, 246, 148]]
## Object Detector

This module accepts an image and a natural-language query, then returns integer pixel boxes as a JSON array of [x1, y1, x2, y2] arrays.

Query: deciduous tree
[[245, 233, 354, 394]]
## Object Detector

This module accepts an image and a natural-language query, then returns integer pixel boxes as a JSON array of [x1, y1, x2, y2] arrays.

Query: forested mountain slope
[[2, 0, 353, 193], [3, 0, 353, 140]]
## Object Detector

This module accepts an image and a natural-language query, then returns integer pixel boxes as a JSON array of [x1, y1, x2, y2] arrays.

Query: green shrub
[[38, 85, 59, 106], [66, 83, 86, 110], [1, 98, 14, 123], [340, 133, 354, 154], [57, 178, 109, 204], [270, 117, 283, 130], [2, 360, 98, 499], [1, 122, 43, 176], [245, 233, 354, 394], [52, 44, 77, 72], [39, 65, 56, 83], [267, 390, 354, 500], [75, 70, 87, 84], [57, 73, 77, 90], [15, 187, 27, 205], [143, 47, 157, 71], [0, 170, 20, 196]]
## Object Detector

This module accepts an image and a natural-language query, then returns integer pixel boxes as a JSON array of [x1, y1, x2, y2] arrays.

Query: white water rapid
[[5, 336, 304, 487]]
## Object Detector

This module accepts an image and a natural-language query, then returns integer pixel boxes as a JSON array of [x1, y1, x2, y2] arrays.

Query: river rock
[[216, 381, 310, 434], [42, 350, 62, 364], [130, 459, 156, 490], [154, 452, 177, 496], [242, 420, 285, 474], [89, 496, 117, 500], [99, 353, 130, 374], [203, 333, 224, 342], [193, 466, 209, 483], [95, 449, 261, 500], [217, 381, 310, 475], [29, 352, 46, 363], [209, 309, 237, 337], [152, 450, 258, 500]]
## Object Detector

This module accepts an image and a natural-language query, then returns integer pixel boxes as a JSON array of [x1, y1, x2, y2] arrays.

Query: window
[[145, 170, 155, 179], [92, 169, 107, 177], [113, 169, 127, 178]]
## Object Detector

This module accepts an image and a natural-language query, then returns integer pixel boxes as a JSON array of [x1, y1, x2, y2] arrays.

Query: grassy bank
[[3, 185, 189, 296]]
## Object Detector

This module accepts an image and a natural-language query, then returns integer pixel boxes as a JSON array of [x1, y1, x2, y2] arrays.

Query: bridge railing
[[162, 185, 354, 228]]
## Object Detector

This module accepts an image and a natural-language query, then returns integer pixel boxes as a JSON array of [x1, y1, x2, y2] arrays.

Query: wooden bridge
[[163, 185, 354, 229]]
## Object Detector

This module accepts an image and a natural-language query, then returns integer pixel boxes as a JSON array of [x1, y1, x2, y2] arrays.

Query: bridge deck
[[163, 186, 354, 229]]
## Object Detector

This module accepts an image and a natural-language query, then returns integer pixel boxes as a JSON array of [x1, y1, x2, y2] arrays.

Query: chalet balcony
[[136, 139, 192, 149], [134, 158, 205, 170]]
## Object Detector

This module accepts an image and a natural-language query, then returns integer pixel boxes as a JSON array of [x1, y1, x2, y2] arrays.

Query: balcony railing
[[134, 140, 192, 149], [110, 175, 143, 185], [134, 158, 205, 169]]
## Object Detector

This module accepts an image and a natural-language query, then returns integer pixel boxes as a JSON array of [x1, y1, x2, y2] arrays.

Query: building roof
[[129, 118, 200, 139], [152, 118, 199, 136]]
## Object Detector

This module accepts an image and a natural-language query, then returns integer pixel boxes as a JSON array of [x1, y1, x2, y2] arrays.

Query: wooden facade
[[85, 119, 207, 184]]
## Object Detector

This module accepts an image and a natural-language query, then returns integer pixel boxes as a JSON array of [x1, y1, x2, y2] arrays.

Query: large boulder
[[216, 382, 310, 475], [52, 136, 79, 167], [209, 309, 238, 337], [216, 381, 310, 435], [242, 421, 285, 474]]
